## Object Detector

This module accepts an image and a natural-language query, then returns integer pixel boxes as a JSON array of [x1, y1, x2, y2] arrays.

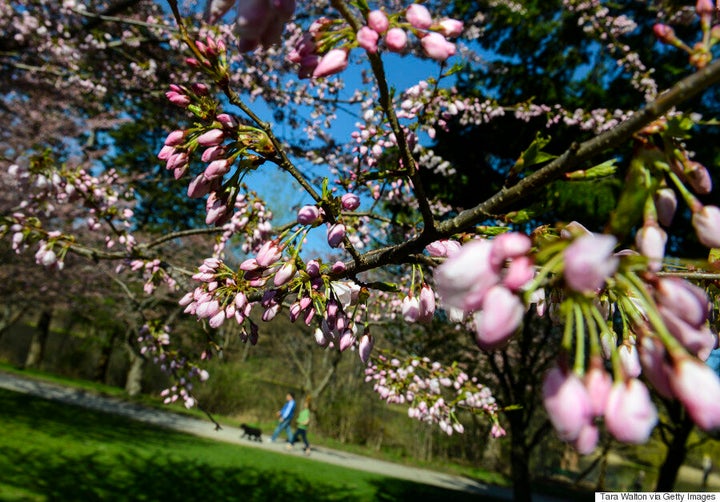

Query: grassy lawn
[[0, 388, 498, 501]]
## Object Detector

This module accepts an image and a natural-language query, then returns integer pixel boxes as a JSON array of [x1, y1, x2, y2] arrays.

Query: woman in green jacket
[[287, 396, 311, 454]]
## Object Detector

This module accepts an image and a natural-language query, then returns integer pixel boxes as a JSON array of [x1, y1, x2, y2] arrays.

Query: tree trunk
[[94, 328, 119, 383], [124, 335, 144, 396], [655, 405, 695, 492], [508, 413, 532, 502], [24, 309, 52, 369]]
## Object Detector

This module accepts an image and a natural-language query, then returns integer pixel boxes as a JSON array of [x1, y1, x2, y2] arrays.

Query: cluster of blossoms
[[365, 354, 504, 437], [136, 323, 210, 409], [2, 155, 136, 270], [125, 258, 178, 296], [430, 218, 720, 453], [287, 3, 463, 79]]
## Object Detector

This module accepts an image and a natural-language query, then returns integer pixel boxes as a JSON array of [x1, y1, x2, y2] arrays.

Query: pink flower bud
[[166, 90, 190, 107], [420, 32, 456, 61], [203, 159, 232, 180], [697, 0, 714, 18], [638, 335, 674, 398], [187, 174, 214, 199], [655, 278, 709, 328], [256, 240, 282, 267], [368, 10, 389, 34], [659, 307, 716, 360], [384, 28, 408, 52], [205, 192, 229, 225], [357, 26, 379, 54], [692, 205, 720, 248], [166, 151, 189, 171], [670, 357, 720, 431], [635, 223, 667, 271], [437, 18, 463, 38], [425, 239, 462, 257], [197, 129, 225, 146], [604, 379, 657, 444], [584, 359, 612, 417], [435, 239, 500, 312], [654, 188, 677, 227], [573, 424, 599, 456], [201, 145, 225, 163], [619, 343, 642, 378], [406, 4, 432, 29], [542, 366, 593, 441], [158, 145, 175, 160], [216, 113, 238, 129], [273, 261, 296, 286], [685, 161, 713, 194], [297, 205, 322, 225], [327, 223, 346, 248], [209, 309, 226, 328], [359, 333, 374, 364], [341, 193, 361, 211], [418, 284, 436, 323], [339, 329, 356, 352], [191, 83, 210, 96], [490, 232, 532, 269], [306, 260, 320, 277], [563, 234, 618, 293], [473, 286, 524, 350], [313, 49, 349, 78], [165, 130, 187, 146], [502, 256, 534, 291], [401, 295, 421, 322], [653, 23, 677, 44], [331, 261, 346, 273]]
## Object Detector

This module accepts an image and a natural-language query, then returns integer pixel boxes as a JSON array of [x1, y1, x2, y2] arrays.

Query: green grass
[[0, 388, 498, 501]]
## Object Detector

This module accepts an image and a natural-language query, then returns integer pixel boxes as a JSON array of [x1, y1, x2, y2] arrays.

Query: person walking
[[270, 392, 296, 443], [287, 396, 312, 455]]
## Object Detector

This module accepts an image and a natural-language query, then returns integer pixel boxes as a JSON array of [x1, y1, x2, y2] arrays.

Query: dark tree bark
[[24, 308, 52, 369], [655, 401, 695, 492]]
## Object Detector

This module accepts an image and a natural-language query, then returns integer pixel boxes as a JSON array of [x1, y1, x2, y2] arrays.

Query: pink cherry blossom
[[654, 188, 678, 226], [670, 358, 720, 431], [434, 239, 500, 312], [473, 285, 524, 350], [385, 28, 408, 52], [655, 277, 709, 328], [341, 193, 361, 211], [584, 359, 612, 417], [313, 49, 349, 78], [357, 26, 379, 54], [437, 18, 464, 38], [406, 4, 433, 30], [635, 223, 666, 271], [297, 205, 322, 225], [327, 223, 346, 248], [367, 10, 389, 34], [542, 366, 593, 441], [563, 234, 618, 293], [604, 379, 657, 444], [420, 32, 456, 62], [692, 205, 720, 248]]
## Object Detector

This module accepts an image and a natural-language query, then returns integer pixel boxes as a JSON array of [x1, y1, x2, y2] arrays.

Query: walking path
[[0, 371, 514, 499]]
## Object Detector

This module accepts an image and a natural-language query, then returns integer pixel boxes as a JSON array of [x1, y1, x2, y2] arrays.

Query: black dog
[[240, 424, 263, 442]]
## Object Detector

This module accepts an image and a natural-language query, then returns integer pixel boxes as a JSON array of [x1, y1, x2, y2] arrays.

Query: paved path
[[0, 371, 513, 499]]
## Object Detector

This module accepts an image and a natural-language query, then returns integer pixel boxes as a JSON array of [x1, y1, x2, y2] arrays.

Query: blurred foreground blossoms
[[3, 0, 720, 459]]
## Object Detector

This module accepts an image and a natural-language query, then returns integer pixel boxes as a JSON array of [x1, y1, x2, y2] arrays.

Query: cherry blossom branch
[[337, 58, 720, 277]]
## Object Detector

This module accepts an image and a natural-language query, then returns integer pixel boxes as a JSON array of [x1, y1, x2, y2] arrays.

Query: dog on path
[[240, 424, 263, 442]]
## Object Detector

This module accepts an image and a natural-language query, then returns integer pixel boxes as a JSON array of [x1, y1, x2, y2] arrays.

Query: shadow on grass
[[0, 390, 491, 501]]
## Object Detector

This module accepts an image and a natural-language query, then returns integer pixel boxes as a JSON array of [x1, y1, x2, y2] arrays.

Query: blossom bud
[[164, 130, 187, 146], [406, 4, 432, 30], [341, 193, 361, 211], [273, 261, 296, 286], [312, 49, 349, 79], [584, 359, 612, 417], [327, 223, 346, 248], [401, 295, 421, 323], [635, 223, 667, 272], [655, 278, 709, 328], [297, 205, 322, 225], [473, 286, 524, 350], [619, 343, 642, 378], [435, 239, 499, 312], [357, 26, 379, 54], [670, 357, 720, 431], [563, 234, 618, 293], [437, 18, 463, 38], [368, 10, 389, 34], [418, 284, 436, 323], [425, 239, 462, 257], [692, 205, 720, 248], [165, 90, 190, 107], [653, 23, 677, 44], [654, 188, 677, 227], [384, 28, 408, 52], [420, 32, 456, 62], [339, 329, 356, 352], [306, 260, 320, 277], [255, 240, 282, 267], [359, 332, 374, 364], [197, 129, 225, 147], [685, 161, 712, 194], [216, 113, 237, 129], [573, 424, 599, 456], [204, 159, 232, 180], [638, 335, 674, 398], [331, 261, 346, 273], [489, 232, 532, 269], [542, 366, 593, 441], [502, 256, 534, 292], [187, 174, 213, 199], [604, 379, 657, 444]]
